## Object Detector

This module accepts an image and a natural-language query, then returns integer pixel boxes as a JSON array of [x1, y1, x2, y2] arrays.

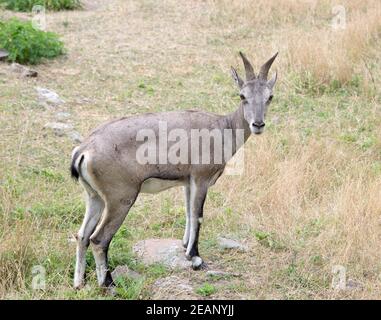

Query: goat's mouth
[[251, 127, 264, 135]]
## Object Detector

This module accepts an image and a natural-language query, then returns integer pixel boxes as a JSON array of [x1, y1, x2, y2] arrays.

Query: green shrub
[[0, 18, 64, 64], [0, 0, 81, 11]]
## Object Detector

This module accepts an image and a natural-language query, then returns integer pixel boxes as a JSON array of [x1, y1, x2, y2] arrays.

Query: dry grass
[[0, 220, 37, 297], [210, 0, 381, 86], [287, 1, 381, 86], [0, 0, 380, 299]]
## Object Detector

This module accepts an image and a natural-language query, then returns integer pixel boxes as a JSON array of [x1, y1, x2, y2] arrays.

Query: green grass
[[196, 283, 217, 297], [114, 277, 145, 300], [254, 231, 286, 251], [0, 18, 64, 64], [0, 0, 81, 11]]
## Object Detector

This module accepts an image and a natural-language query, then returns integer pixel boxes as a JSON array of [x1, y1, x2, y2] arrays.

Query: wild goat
[[71, 52, 278, 288]]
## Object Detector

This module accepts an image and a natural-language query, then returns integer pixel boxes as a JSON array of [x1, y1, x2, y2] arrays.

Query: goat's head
[[231, 52, 278, 135]]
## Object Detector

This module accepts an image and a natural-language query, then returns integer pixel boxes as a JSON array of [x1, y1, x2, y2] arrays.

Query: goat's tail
[[70, 146, 84, 181]]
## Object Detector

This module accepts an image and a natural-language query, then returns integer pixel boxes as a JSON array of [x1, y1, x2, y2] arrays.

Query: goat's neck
[[224, 103, 251, 155]]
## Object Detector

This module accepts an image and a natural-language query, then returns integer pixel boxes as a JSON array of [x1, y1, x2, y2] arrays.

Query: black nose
[[252, 122, 265, 128]]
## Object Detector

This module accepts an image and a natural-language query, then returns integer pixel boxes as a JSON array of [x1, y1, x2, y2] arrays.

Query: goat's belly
[[140, 178, 184, 194]]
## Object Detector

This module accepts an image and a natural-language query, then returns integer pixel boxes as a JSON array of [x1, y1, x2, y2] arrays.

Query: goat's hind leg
[[90, 190, 138, 287], [74, 180, 104, 289]]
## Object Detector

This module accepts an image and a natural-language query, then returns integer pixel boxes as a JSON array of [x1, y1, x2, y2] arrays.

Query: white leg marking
[[183, 219, 190, 247], [186, 181, 198, 257], [74, 192, 104, 289], [95, 259, 109, 286], [183, 186, 191, 247], [186, 217, 198, 257], [74, 160, 104, 289]]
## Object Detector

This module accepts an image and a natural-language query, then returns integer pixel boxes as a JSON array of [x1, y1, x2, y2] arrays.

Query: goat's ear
[[267, 71, 277, 89], [231, 67, 244, 89]]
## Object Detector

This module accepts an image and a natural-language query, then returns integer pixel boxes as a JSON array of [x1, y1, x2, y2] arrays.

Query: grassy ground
[[0, 0, 380, 299]]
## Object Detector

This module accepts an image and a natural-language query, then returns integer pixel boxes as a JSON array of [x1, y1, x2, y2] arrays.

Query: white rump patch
[[71, 146, 80, 159]]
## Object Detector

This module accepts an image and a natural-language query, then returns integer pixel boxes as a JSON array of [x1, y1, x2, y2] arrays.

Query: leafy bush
[[0, 18, 64, 64], [0, 0, 81, 11]]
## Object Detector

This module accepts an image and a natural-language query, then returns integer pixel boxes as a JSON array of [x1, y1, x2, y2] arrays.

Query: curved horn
[[239, 51, 255, 81], [258, 52, 278, 80]]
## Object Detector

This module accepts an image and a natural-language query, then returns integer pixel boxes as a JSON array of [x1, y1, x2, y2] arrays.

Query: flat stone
[[10, 63, 38, 77], [133, 239, 192, 269], [36, 87, 64, 106], [23, 69, 38, 77], [0, 49, 9, 60], [44, 122, 73, 137], [55, 111, 71, 121], [67, 130, 83, 143], [111, 265, 142, 281], [217, 237, 248, 252], [151, 276, 197, 300]]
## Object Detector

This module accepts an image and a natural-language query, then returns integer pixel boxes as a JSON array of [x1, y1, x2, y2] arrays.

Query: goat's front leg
[[185, 178, 208, 270], [182, 184, 191, 249]]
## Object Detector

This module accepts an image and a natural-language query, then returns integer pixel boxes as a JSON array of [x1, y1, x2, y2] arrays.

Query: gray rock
[[75, 97, 91, 104], [24, 70, 38, 77], [44, 123, 82, 143], [10, 63, 38, 77], [133, 239, 192, 269], [37, 87, 64, 106], [55, 111, 71, 121], [111, 265, 142, 281], [217, 237, 248, 252], [67, 130, 83, 143], [151, 276, 197, 300], [0, 49, 9, 60], [44, 122, 73, 137]]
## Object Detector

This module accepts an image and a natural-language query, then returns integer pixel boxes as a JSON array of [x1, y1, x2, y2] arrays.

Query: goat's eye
[[239, 94, 245, 100], [268, 95, 273, 102]]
